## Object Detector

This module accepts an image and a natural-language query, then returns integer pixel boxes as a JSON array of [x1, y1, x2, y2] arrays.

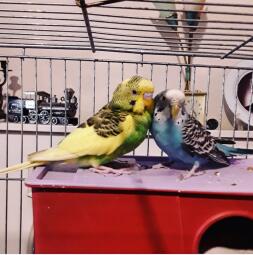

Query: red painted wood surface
[[32, 189, 183, 253]]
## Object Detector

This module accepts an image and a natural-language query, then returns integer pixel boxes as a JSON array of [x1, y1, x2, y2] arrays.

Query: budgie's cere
[[151, 89, 253, 179], [0, 76, 154, 175]]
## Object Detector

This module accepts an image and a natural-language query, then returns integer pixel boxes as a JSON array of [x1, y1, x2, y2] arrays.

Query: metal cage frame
[[0, 0, 252, 59]]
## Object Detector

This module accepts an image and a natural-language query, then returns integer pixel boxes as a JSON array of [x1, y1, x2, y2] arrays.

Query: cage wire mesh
[[0, 0, 253, 58], [0, 0, 253, 253]]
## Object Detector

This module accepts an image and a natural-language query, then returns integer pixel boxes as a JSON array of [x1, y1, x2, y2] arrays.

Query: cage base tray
[[25, 156, 253, 196]]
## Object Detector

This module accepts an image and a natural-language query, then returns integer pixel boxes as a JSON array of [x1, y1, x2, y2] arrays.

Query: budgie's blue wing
[[181, 116, 230, 166]]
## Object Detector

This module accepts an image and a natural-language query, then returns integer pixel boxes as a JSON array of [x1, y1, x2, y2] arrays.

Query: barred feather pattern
[[83, 106, 128, 138], [181, 115, 229, 165], [182, 116, 215, 155]]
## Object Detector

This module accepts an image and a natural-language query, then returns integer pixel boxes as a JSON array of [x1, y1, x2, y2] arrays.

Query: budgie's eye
[[132, 89, 137, 95], [162, 96, 166, 101]]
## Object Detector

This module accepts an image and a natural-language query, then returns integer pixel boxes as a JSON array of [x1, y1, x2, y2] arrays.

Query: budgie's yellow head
[[110, 76, 154, 114]]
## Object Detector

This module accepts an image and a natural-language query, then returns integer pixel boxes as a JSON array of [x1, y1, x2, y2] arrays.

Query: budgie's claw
[[179, 170, 205, 180], [89, 164, 140, 176], [179, 161, 204, 180]]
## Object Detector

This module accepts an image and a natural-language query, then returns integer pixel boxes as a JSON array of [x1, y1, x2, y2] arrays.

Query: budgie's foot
[[180, 170, 204, 180], [89, 164, 139, 176], [179, 161, 205, 180], [114, 158, 138, 168]]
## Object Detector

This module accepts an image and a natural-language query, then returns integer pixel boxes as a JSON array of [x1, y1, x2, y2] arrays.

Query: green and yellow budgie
[[0, 75, 154, 175]]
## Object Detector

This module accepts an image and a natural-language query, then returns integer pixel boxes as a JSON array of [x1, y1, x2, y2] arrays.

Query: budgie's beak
[[171, 104, 180, 120], [143, 93, 154, 111], [143, 92, 153, 104], [133, 93, 153, 114], [143, 92, 153, 100]]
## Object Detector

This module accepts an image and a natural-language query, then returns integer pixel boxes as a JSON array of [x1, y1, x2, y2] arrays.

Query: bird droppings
[[214, 171, 220, 176], [231, 183, 237, 186], [247, 166, 253, 172], [152, 163, 167, 169]]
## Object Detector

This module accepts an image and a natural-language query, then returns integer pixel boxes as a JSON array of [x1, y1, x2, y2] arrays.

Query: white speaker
[[224, 61, 253, 129]]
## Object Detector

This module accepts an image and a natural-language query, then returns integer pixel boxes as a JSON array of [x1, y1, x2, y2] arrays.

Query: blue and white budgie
[[151, 89, 253, 179]]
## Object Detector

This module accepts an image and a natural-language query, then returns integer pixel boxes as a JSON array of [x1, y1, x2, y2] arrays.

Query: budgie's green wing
[[28, 107, 135, 162]]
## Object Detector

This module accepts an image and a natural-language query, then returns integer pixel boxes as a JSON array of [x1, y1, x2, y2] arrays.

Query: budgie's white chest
[[152, 109, 189, 159]]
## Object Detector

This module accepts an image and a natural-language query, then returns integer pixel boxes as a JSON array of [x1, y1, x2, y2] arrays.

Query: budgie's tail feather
[[217, 144, 253, 156], [28, 147, 75, 162], [216, 138, 235, 145], [229, 147, 253, 155], [0, 147, 76, 175], [0, 161, 42, 175]]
